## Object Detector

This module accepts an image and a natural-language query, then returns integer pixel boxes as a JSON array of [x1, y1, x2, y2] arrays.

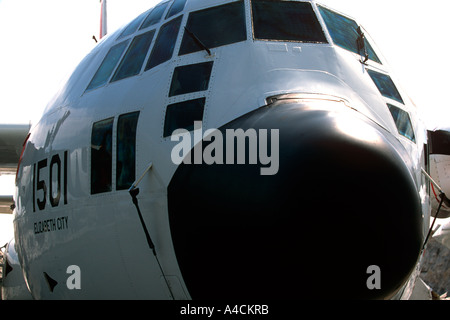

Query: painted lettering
[[33, 151, 68, 212], [34, 216, 69, 234]]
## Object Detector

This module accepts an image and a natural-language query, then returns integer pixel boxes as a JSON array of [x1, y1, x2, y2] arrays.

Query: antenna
[[100, 0, 108, 39], [128, 163, 175, 299]]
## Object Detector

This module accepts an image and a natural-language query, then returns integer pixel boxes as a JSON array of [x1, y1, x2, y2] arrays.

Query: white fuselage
[[11, 0, 430, 299]]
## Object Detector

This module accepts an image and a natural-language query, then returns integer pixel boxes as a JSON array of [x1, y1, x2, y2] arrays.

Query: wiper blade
[[356, 26, 369, 64], [184, 27, 211, 56]]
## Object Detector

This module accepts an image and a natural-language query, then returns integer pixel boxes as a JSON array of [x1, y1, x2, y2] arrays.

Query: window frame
[[178, 1, 247, 56], [111, 30, 156, 83], [139, 2, 170, 31], [169, 61, 214, 97], [166, 0, 187, 19], [317, 5, 382, 64], [91, 117, 114, 195], [387, 103, 416, 143], [86, 40, 130, 92], [367, 69, 404, 105], [145, 15, 183, 71], [116, 111, 140, 190], [251, 0, 328, 44], [164, 98, 206, 137], [117, 10, 150, 40], [90, 111, 141, 195]]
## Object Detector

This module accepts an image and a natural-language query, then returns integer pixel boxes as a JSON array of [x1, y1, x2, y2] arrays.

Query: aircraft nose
[[168, 98, 423, 299]]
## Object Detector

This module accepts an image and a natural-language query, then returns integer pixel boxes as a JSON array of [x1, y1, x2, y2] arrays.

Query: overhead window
[[164, 98, 205, 137], [117, 112, 140, 190], [111, 30, 155, 82], [318, 6, 381, 64], [140, 2, 169, 30], [166, 0, 187, 19], [86, 41, 129, 91], [146, 16, 183, 71], [117, 11, 149, 40], [367, 70, 404, 104], [91, 118, 114, 194], [387, 104, 415, 143], [169, 62, 214, 97], [179, 1, 247, 56], [252, 0, 327, 43]]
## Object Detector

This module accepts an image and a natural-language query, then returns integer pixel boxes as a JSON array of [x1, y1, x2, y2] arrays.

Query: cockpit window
[[117, 11, 149, 40], [252, 0, 327, 43], [117, 111, 140, 190], [318, 6, 381, 64], [179, 1, 247, 56], [91, 118, 114, 194], [111, 30, 155, 82], [169, 62, 214, 97], [145, 16, 183, 71], [140, 2, 169, 30], [367, 69, 404, 104], [166, 0, 187, 19], [164, 98, 205, 137], [387, 104, 416, 143], [86, 41, 129, 91]]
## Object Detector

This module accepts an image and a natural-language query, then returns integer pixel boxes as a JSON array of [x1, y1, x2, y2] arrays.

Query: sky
[[1, 0, 450, 244]]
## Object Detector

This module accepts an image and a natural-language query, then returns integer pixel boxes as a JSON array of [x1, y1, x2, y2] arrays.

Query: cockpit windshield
[[179, 1, 247, 56], [252, 0, 327, 43]]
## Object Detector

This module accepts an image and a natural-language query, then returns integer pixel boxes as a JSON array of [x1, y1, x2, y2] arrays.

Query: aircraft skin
[[1, 239, 33, 300], [3, 0, 434, 299]]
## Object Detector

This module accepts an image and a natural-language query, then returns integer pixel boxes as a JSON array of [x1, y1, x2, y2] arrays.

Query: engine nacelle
[[1, 238, 33, 300]]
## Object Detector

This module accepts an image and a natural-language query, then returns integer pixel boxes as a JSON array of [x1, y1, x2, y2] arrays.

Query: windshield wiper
[[184, 27, 211, 56], [357, 26, 369, 64]]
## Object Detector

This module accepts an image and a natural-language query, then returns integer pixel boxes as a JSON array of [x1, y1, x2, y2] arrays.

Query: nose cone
[[168, 99, 423, 299]]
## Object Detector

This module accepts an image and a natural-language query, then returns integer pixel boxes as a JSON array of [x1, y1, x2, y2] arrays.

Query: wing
[[0, 124, 30, 175], [0, 195, 14, 214], [0, 124, 30, 214]]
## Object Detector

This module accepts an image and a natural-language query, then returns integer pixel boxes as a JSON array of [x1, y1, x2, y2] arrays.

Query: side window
[[318, 6, 381, 63], [140, 2, 169, 30], [117, 112, 140, 190], [164, 98, 205, 137], [367, 69, 404, 104], [111, 30, 155, 82], [145, 16, 183, 71], [179, 1, 247, 56], [86, 41, 129, 91], [387, 104, 416, 143], [166, 0, 187, 19], [252, 0, 327, 43], [91, 118, 114, 194], [169, 62, 214, 97]]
